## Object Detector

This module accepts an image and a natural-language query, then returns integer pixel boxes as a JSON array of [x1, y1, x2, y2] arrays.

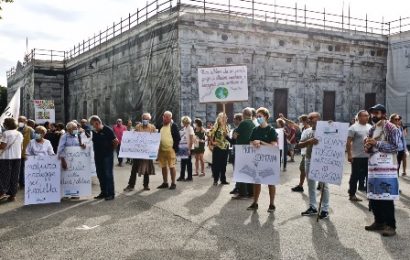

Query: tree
[[0, 85, 7, 113], [0, 0, 13, 19]]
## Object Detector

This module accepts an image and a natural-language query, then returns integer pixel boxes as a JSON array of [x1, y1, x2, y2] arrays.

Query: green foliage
[[0, 85, 7, 113], [0, 0, 14, 19]]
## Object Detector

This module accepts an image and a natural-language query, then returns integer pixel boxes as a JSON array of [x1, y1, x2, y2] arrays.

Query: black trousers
[[0, 159, 21, 196], [180, 156, 192, 180], [212, 147, 228, 183], [18, 159, 25, 187], [349, 157, 368, 196], [116, 144, 123, 164], [397, 150, 405, 174], [128, 159, 149, 187], [370, 200, 396, 229]]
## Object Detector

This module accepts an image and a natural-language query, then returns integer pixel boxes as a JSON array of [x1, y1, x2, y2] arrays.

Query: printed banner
[[177, 129, 190, 159], [33, 100, 55, 124], [233, 145, 280, 185], [368, 152, 399, 200], [119, 131, 161, 159], [61, 147, 92, 197], [198, 65, 248, 103], [25, 155, 61, 205], [308, 121, 349, 185]]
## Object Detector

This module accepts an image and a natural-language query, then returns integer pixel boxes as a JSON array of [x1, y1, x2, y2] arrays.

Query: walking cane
[[317, 182, 324, 222]]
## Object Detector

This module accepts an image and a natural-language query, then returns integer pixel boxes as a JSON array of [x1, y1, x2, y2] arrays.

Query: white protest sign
[[233, 145, 280, 185], [308, 121, 349, 185], [367, 152, 399, 200], [198, 65, 248, 103], [368, 152, 394, 166], [25, 155, 61, 205], [33, 100, 55, 124], [119, 131, 161, 159], [275, 128, 284, 151], [177, 129, 190, 159], [61, 147, 92, 197]]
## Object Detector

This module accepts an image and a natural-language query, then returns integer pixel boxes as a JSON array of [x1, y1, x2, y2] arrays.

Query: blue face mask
[[72, 130, 79, 136], [257, 117, 265, 125], [142, 120, 149, 126], [34, 133, 42, 140]]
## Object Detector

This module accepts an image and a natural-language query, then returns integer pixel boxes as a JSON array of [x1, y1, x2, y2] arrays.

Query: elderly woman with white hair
[[177, 116, 195, 182], [26, 126, 55, 156], [57, 121, 86, 170]]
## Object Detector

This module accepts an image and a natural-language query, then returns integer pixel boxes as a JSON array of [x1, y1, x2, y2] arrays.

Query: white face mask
[[18, 122, 25, 128]]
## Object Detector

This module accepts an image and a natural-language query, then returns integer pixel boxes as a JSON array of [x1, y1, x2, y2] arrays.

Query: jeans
[[212, 147, 228, 183], [180, 156, 193, 180], [306, 159, 329, 212], [95, 154, 115, 197], [349, 157, 368, 196], [116, 144, 123, 164], [370, 200, 396, 229]]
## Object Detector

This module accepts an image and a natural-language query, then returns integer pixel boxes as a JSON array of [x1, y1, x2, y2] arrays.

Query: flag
[[0, 87, 21, 130]]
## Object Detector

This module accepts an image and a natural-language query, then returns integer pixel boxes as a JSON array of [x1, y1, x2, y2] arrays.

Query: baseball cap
[[368, 104, 386, 113]]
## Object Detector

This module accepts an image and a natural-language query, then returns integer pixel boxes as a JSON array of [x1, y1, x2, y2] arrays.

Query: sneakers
[[143, 186, 150, 191], [382, 226, 396, 237], [301, 207, 318, 216], [365, 222, 385, 231], [94, 194, 105, 199], [123, 186, 134, 192], [267, 204, 276, 213], [169, 183, 176, 190], [291, 185, 304, 192], [157, 183, 169, 189], [213, 182, 218, 186], [176, 177, 185, 182], [221, 181, 230, 185], [349, 195, 362, 202], [247, 203, 258, 211], [319, 211, 329, 219], [105, 195, 115, 201]]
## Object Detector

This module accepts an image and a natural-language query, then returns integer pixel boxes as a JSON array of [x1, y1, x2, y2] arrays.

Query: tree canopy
[[0, 0, 13, 19], [0, 85, 7, 113]]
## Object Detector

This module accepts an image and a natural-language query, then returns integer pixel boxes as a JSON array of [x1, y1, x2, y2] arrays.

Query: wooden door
[[274, 89, 288, 118], [323, 91, 335, 121]]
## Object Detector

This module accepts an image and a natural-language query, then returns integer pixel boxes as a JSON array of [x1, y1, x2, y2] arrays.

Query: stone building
[[6, 1, 392, 125]]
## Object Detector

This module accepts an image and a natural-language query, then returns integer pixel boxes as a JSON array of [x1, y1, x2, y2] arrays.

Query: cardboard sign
[[198, 65, 248, 103], [233, 145, 280, 185], [119, 131, 161, 159]]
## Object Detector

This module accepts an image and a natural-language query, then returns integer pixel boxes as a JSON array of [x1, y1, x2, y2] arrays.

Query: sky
[[0, 0, 409, 87]]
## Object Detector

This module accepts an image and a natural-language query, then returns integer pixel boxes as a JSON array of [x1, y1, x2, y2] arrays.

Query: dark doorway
[[365, 93, 376, 110], [323, 91, 335, 121], [274, 89, 288, 118], [217, 103, 234, 124]]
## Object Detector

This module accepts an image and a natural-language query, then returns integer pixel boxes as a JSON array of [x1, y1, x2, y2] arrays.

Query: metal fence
[[7, 0, 410, 78]]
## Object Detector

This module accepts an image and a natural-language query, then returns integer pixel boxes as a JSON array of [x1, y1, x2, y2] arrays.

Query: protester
[[27, 119, 36, 129], [113, 118, 127, 167], [286, 124, 297, 162], [89, 115, 118, 200], [209, 112, 230, 186], [0, 118, 23, 202], [124, 113, 156, 191], [44, 123, 61, 154], [246, 107, 278, 212], [56, 123, 65, 135], [227, 113, 242, 164], [57, 121, 86, 169], [291, 115, 310, 192], [80, 119, 92, 137], [389, 113, 407, 176], [276, 118, 288, 171], [157, 111, 181, 190], [177, 116, 194, 182], [299, 112, 330, 219], [365, 104, 400, 237], [192, 118, 206, 177], [17, 116, 35, 188], [232, 107, 255, 199], [346, 110, 372, 201], [26, 126, 55, 156], [251, 108, 259, 127]]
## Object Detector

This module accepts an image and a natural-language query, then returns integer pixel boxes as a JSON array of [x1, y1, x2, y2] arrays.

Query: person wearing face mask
[[57, 121, 86, 171], [177, 116, 195, 182], [17, 116, 35, 189], [246, 107, 278, 212], [364, 104, 400, 237], [113, 119, 127, 167], [26, 126, 55, 156], [123, 113, 156, 191]]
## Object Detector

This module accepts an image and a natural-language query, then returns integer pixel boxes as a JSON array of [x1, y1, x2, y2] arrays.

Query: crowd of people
[[0, 103, 407, 237]]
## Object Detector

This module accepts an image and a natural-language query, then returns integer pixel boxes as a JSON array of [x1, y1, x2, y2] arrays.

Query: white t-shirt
[[26, 139, 55, 156], [300, 127, 312, 156], [0, 130, 23, 160], [348, 122, 372, 158], [180, 125, 195, 149]]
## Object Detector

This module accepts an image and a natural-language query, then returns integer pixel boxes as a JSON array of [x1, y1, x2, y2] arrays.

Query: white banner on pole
[[61, 147, 92, 197], [233, 145, 280, 185], [119, 131, 161, 159], [25, 155, 61, 205], [198, 65, 248, 103], [0, 87, 20, 129], [308, 121, 349, 185]]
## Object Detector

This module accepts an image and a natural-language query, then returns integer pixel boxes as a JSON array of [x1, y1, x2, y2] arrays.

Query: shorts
[[299, 155, 305, 172], [158, 149, 176, 168]]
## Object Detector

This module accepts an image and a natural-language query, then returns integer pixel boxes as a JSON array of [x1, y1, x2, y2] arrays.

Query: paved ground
[[1, 155, 410, 260]]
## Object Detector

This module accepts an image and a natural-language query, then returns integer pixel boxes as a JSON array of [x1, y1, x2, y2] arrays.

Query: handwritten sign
[[61, 147, 92, 197], [198, 65, 248, 103], [367, 153, 399, 200], [119, 131, 161, 159], [233, 145, 280, 185], [33, 100, 55, 124], [25, 155, 61, 205], [308, 121, 349, 185]]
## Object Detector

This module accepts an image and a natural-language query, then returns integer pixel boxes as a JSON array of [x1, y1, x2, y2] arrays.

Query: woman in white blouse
[[26, 126, 55, 156]]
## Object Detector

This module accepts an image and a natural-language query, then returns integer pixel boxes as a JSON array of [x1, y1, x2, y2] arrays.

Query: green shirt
[[250, 125, 278, 143], [235, 119, 255, 145]]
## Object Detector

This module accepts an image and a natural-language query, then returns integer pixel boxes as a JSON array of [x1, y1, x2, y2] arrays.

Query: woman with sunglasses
[[390, 114, 407, 176]]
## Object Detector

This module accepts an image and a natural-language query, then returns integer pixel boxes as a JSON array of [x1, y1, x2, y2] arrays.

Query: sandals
[[199, 173, 205, 177], [193, 173, 199, 176]]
